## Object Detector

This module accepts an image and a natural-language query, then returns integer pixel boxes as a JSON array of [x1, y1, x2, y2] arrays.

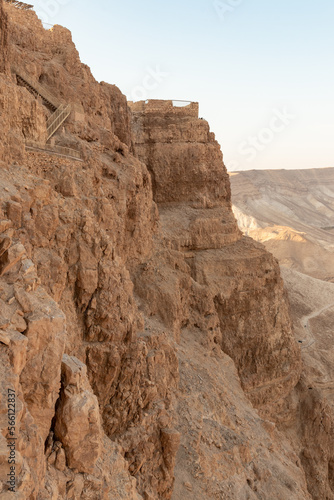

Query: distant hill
[[230, 168, 334, 281]]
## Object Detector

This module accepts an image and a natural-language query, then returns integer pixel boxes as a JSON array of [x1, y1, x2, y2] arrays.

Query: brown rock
[[20, 288, 66, 441], [54, 355, 102, 473], [0, 315, 10, 329], [55, 447, 66, 472], [0, 0, 8, 74], [66, 475, 84, 499], [6, 329, 28, 375], [161, 429, 181, 471], [0, 220, 11, 234], [0, 234, 11, 256], [14, 285, 34, 313], [0, 243, 26, 276], [47, 451, 56, 467], [6, 200, 22, 229], [0, 2, 318, 499], [10, 310, 27, 333]]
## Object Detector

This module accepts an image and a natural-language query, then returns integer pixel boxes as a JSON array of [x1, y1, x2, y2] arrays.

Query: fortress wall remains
[[3, 2, 44, 33], [4, 2, 73, 50], [129, 99, 199, 118]]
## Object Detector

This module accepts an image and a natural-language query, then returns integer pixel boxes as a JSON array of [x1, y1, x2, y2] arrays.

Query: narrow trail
[[299, 300, 334, 396], [300, 301, 334, 349]]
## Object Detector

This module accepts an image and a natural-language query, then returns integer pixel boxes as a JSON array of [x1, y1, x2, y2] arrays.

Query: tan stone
[[0, 220, 11, 235], [54, 355, 102, 473], [20, 289, 66, 441], [7, 330, 28, 375], [0, 235, 11, 257], [6, 201, 22, 229], [55, 448, 66, 472], [0, 2, 322, 499], [0, 315, 10, 330], [66, 475, 84, 499], [0, 243, 26, 277], [14, 286, 34, 314], [160, 429, 181, 471], [10, 311, 27, 333]]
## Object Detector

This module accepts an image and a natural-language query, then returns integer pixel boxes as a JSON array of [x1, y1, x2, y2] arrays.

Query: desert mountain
[[231, 168, 334, 499], [230, 168, 334, 281], [0, 1, 333, 499]]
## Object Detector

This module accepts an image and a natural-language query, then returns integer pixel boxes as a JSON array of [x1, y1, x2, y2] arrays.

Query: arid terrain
[[231, 168, 334, 499], [230, 168, 334, 281], [0, 1, 334, 499]]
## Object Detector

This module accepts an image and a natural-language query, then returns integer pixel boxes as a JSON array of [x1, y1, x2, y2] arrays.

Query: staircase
[[13, 67, 72, 142], [14, 68, 60, 111], [46, 104, 71, 142], [4, 1, 33, 11]]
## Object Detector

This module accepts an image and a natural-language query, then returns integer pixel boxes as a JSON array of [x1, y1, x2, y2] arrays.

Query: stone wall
[[129, 99, 199, 118]]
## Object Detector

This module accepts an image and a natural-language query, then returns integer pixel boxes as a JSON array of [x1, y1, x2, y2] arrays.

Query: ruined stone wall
[[129, 99, 199, 118]]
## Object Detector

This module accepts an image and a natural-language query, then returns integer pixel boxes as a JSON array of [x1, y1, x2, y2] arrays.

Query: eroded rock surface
[[54, 355, 102, 473], [0, 1, 324, 499]]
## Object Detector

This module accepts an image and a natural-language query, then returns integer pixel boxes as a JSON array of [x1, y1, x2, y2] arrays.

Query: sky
[[32, 0, 334, 171]]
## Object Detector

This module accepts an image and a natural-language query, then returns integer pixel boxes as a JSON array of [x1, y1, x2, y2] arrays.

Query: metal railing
[[4, 0, 33, 10], [13, 66, 61, 110], [25, 141, 82, 161], [47, 104, 71, 141]]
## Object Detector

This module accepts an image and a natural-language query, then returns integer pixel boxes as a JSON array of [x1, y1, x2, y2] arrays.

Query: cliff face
[[0, 0, 8, 73], [230, 168, 334, 499], [130, 100, 301, 411], [0, 2, 314, 499]]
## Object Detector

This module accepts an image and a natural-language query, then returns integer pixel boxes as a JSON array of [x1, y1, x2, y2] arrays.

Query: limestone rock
[[6, 200, 22, 229], [0, 1, 323, 498], [20, 288, 66, 442], [0, 0, 8, 74], [55, 447, 66, 472], [131, 101, 301, 414], [161, 429, 181, 471], [0, 243, 26, 277], [54, 355, 102, 473], [0, 220, 12, 235], [0, 234, 11, 257], [2, 329, 28, 375]]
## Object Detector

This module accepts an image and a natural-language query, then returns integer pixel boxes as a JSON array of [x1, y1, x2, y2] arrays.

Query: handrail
[[47, 104, 66, 128], [25, 141, 82, 161], [13, 66, 61, 109], [47, 104, 71, 141], [171, 100, 193, 103], [4, 0, 33, 10]]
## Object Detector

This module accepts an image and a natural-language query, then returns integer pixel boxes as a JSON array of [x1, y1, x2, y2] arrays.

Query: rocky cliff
[[230, 168, 334, 499], [0, 2, 319, 499]]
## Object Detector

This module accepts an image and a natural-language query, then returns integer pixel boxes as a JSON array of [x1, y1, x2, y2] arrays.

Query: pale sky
[[32, 0, 334, 171]]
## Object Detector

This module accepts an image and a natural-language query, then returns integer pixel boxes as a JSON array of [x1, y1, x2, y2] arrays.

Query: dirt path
[[300, 301, 334, 349]]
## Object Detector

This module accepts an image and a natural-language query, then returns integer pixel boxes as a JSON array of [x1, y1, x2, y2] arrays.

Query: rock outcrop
[[54, 355, 102, 473], [130, 100, 301, 413], [0, 0, 8, 74], [0, 1, 323, 499]]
